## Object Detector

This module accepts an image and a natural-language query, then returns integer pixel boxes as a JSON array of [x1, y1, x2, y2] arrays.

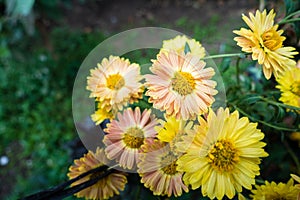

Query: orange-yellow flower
[[67, 148, 127, 200], [233, 9, 298, 79]]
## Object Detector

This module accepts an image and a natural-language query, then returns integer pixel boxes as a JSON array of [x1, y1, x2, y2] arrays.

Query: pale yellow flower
[[161, 35, 206, 58], [177, 108, 268, 199]]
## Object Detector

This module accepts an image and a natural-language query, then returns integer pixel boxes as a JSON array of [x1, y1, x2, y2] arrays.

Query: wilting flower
[[276, 67, 300, 110], [104, 107, 158, 170], [250, 179, 299, 200], [87, 56, 143, 124], [155, 115, 194, 154], [67, 148, 127, 200], [145, 51, 217, 120], [233, 9, 298, 79], [137, 139, 188, 197], [161, 35, 206, 58], [177, 108, 268, 199]]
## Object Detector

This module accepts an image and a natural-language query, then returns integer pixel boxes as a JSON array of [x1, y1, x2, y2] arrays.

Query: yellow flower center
[[171, 71, 196, 96], [123, 127, 144, 149], [106, 74, 125, 90], [261, 29, 283, 51], [207, 139, 239, 172], [291, 81, 300, 96], [161, 153, 178, 175]]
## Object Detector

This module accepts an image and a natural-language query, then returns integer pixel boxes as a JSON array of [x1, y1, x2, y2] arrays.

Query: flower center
[[291, 81, 300, 96], [106, 74, 125, 90], [123, 127, 144, 149], [261, 29, 283, 51], [207, 139, 239, 172], [171, 71, 196, 96], [161, 153, 178, 175]]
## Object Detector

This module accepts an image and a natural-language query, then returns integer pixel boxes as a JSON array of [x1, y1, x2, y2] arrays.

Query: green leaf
[[184, 42, 191, 54], [284, 0, 297, 16], [5, 0, 35, 16], [219, 57, 231, 72]]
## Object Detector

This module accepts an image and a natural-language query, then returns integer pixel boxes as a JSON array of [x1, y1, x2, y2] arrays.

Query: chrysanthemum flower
[[145, 51, 217, 120], [67, 147, 127, 200], [233, 9, 298, 79], [250, 179, 299, 200], [91, 101, 114, 125], [137, 139, 188, 197], [155, 115, 194, 154], [161, 35, 206, 58], [87, 55, 143, 113], [276, 67, 300, 110], [104, 107, 158, 170], [177, 108, 268, 200]]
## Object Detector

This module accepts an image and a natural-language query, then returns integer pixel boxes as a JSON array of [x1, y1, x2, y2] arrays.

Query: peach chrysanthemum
[[87, 56, 143, 124], [233, 9, 298, 79], [137, 139, 188, 197], [250, 179, 299, 200], [161, 35, 206, 58], [276, 67, 300, 110], [145, 51, 217, 120], [67, 147, 127, 200], [103, 107, 159, 170], [177, 108, 269, 200]]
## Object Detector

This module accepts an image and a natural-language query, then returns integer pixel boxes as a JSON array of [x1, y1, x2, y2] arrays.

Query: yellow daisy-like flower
[[161, 35, 206, 58], [250, 179, 299, 200], [155, 115, 194, 154], [67, 147, 127, 200], [137, 139, 188, 197], [276, 67, 300, 110], [145, 51, 217, 120], [103, 107, 159, 170], [87, 55, 143, 113], [233, 9, 298, 79], [177, 108, 269, 200], [91, 101, 114, 125]]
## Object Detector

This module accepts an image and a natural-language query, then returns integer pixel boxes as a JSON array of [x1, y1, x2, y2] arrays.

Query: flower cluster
[[67, 9, 300, 200]]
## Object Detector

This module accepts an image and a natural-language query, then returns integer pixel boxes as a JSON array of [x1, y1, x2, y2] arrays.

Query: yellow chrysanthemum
[[67, 148, 127, 200], [161, 35, 206, 58], [155, 115, 194, 155], [233, 9, 298, 79], [276, 67, 300, 110], [91, 101, 114, 125], [250, 179, 299, 200], [87, 56, 143, 116], [137, 139, 188, 197], [177, 108, 268, 200]]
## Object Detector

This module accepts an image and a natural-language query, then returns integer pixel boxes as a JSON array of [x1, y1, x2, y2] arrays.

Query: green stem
[[282, 10, 300, 21], [202, 53, 245, 60], [236, 56, 241, 87], [278, 17, 300, 25], [283, 140, 300, 174]]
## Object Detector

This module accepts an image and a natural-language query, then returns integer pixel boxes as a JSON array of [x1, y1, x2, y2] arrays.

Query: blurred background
[[0, 0, 299, 199]]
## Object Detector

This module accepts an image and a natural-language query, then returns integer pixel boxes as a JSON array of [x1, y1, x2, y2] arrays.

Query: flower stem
[[236, 56, 241, 87], [202, 53, 245, 60]]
